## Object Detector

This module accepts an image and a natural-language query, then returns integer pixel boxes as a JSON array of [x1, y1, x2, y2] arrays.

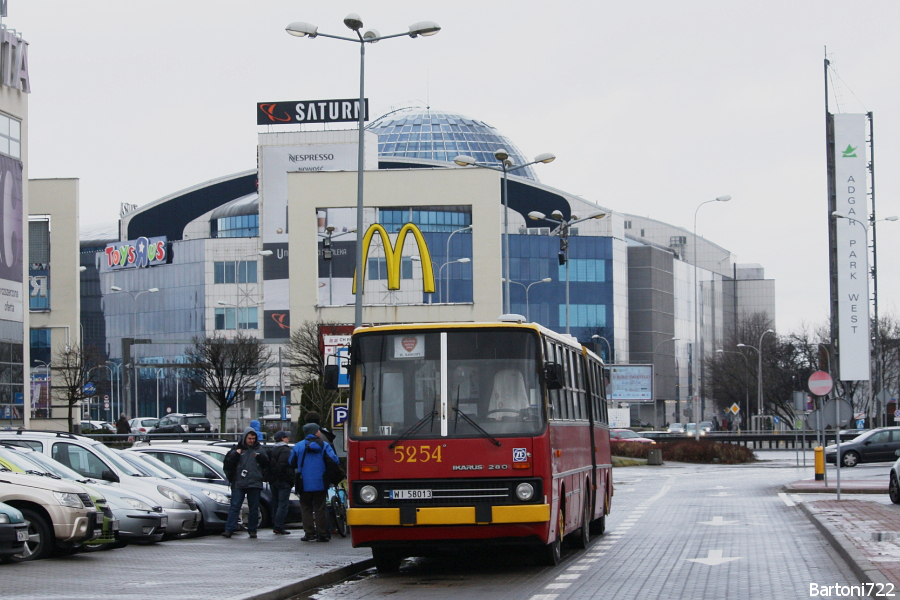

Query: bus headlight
[[360, 485, 378, 504], [515, 482, 534, 501]]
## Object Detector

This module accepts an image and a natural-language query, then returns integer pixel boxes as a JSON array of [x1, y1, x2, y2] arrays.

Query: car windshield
[[133, 453, 189, 480], [351, 329, 545, 440], [92, 442, 145, 476], [22, 450, 88, 481], [116, 451, 167, 478]]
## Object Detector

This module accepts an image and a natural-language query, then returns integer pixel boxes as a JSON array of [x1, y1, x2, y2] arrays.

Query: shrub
[[611, 440, 755, 464]]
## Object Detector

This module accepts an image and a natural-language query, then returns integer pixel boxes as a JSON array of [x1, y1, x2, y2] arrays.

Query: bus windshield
[[351, 328, 544, 440]]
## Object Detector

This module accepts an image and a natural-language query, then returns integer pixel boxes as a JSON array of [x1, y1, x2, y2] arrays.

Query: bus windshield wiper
[[388, 411, 437, 449], [453, 407, 501, 447]]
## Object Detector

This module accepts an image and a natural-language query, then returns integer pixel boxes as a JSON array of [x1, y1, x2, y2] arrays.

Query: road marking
[[710, 492, 730, 497], [567, 565, 591, 571], [698, 516, 738, 526], [545, 583, 571, 589], [531, 595, 559, 600], [556, 574, 580, 580], [778, 492, 795, 507], [579, 558, 600, 563], [686, 549, 742, 566], [711, 486, 730, 490]]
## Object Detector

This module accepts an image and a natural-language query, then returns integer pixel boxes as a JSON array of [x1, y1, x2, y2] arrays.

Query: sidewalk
[[2, 529, 374, 600], [800, 498, 900, 587]]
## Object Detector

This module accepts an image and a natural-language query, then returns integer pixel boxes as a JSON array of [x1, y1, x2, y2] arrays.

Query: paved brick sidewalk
[[803, 499, 900, 587]]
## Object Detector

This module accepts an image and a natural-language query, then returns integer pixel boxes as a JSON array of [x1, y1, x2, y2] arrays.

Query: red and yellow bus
[[340, 320, 611, 572]]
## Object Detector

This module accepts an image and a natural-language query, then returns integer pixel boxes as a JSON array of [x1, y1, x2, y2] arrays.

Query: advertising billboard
[[608, 365, 653, 402], [833, 113, 870, 381], [103, 236, 168, 270], [0, 154, 22, 322], [257, 98, 368, 126]]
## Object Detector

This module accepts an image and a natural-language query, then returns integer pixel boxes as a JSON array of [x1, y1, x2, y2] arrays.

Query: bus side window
[[545, 341, 561, 421], [574, 353, 586, 421]]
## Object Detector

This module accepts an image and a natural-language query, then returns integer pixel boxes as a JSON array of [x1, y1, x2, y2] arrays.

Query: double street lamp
[[502, 277, 551, 322], [454, 152, 555, 314], [286, 15, 441, 328], [738, 328, 775, 431], [527, 209, 606, 334]]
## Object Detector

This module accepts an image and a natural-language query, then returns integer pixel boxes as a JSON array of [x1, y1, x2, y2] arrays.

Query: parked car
[[825, 427, 900, 467], [116, 450, 231, 535], [0, 445, 119, 548], [0, 500, 28, 559], [0, 430, 200, 537], [668, 423, 685, 434], [0, 469, 100, 561], [151, 414, 212, 436], [890, 449, 900, 505], [129, 418, 159, 435], [127, 445, 303, 527], [610, 429, 656, 444], [80, 421, 116, 434]]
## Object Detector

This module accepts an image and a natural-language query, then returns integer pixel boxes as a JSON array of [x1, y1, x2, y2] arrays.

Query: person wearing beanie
[[289, 421, 340, 541], [267, 430, 294, 535], [304, 411, 336, 444]]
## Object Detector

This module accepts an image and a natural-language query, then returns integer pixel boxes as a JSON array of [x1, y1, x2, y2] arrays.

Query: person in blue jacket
[[289, 422, 340, 542]]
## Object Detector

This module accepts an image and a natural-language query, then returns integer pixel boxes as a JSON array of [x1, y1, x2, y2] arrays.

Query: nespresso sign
[[257, 98, 369, 125]]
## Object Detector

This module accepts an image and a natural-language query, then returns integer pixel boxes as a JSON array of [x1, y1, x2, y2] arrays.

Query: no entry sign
[[808, 371, 834, 397]]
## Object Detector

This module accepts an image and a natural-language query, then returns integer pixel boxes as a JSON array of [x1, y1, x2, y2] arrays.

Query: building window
[[211, 214, 259, 238], [214, 261, 258, 284], [558, 259, 605, 282], [0, 114, 22, 159], [624, 221, 632, 230], [559, 304, 606, 328], [30, 330, 51, 367], [378, 207, 472, 234], [214, 307, 258, 330], [367, 257, 414, 281]]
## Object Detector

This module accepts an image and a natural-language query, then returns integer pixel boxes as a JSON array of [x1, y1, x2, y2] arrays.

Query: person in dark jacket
[[289, 422, 339, 542], [303, 411, 336, 444], [115, 414, 130, 435], [267, 430, 293, 535], [222, 427, 269, 538]]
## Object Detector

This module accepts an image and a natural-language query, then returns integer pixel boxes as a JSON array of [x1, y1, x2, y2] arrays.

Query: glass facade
[[214, 260, 258, 284], [214, 306, 259, 330], [212, 214, 258, 238], [369, 108, 539, 181], [379, 207, 471, 234], [0, 341, 23, 420]]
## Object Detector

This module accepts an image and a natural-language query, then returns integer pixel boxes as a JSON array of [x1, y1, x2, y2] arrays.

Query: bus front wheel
[[539, 509, 563, 566], [372, 548, 402, 573]]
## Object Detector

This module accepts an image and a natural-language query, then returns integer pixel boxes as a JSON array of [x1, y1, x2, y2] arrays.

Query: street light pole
[[738, 328, 774, 432], [591, 335, 613, 364], [717, 349, 750, 430], [287, 16, 441, 329], [454, 153, 555, 313], [110, 286, 159, 417], [503, 277, 551, 322], [155, 368, 164, 418], [527, 209, 606, 335], [692, 195, 731, 439], [438, 258, 471, 303]]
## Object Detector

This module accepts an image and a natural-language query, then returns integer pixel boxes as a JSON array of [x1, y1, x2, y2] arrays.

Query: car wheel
[[539, 505, 564, 566], [841, 450, 860, 468], [890, 474, 900, 505], [10, 509, 55, 562], [259, 503, 271, 529], [571, 495, 590, 549], [372, 548, 402, 573]]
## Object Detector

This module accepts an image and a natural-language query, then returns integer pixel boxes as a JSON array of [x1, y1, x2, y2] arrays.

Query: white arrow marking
[[699, 516, 737, 526], [686, 549, 741, 566], [710, 492, 730, 497]]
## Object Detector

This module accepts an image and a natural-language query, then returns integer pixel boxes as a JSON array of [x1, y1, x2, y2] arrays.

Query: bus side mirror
[[544, 362, 564, 390], [323, 365, 339, 390]]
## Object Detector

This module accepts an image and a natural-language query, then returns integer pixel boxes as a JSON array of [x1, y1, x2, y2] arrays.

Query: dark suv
[[152, 414, 212, 435]]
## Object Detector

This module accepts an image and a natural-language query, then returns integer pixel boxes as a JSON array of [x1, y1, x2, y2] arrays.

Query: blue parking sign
[[332, 404, 349, 428]]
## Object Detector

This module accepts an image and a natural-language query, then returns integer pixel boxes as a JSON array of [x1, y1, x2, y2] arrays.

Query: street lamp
[[107, 361, 122, 422], [591, 335, 614, 364], [738, 328, 775, 431], [717, 349, 750, 430], [692, 195, 730, 439], [110, 285, 159, 417], [653, 338, 680, 429], [155, 368, 164, 419], [287, 15, 440, 328], [454, 152, 555, 313], [528, 209, 606, 334], [502, 277, 551, 322], [87, 364, 113, 421], [832, 211, 898, 427], [438, 258, 470, 303], [445, 224, 473, 305]]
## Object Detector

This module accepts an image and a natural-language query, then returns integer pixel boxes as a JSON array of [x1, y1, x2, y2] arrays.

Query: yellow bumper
[[347, 504, 550, 527]]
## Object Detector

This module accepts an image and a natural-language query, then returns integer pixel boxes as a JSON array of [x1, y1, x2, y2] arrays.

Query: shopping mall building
[[80, 107, 774, 428]]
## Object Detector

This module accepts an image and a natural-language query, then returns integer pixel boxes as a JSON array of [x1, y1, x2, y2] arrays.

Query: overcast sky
[[11, 1, 900, 334]]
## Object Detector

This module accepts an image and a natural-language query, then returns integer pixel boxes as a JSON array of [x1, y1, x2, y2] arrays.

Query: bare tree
[[283, 320, 347, 422], [50, 343, 104, 432], [183, 333, 271, 434]]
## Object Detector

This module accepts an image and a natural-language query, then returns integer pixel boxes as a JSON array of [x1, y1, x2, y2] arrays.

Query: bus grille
[[353, 478, 542, 507]]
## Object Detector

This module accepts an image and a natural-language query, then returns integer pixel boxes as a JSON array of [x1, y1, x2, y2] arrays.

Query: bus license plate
[[390, 489, 432, 500], [16, 530, 28, 542]]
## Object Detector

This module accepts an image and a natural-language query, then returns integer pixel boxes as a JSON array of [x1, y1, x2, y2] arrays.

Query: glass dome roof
[[368, 107, 539, 181]]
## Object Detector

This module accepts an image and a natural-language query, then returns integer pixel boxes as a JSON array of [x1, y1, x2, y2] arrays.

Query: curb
[[237, 558, 375, 600], [799, 502, 893, 589], [783, 486, 887, 495]]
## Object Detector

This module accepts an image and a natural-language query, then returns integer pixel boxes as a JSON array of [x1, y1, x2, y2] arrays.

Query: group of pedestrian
[[220, 412, 340, 542]]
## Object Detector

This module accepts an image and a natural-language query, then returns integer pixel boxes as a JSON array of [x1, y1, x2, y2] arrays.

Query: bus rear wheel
[[572, 497, 590, 549], [372, 548, 402, 573]]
